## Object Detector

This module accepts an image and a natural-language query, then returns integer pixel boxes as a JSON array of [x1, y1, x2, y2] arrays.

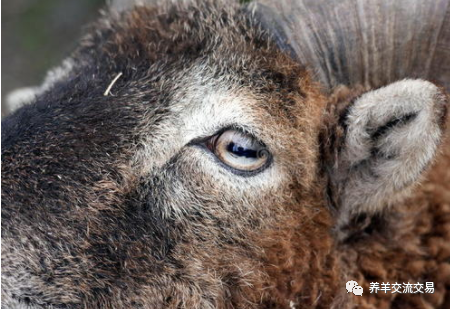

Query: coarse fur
[[1, 1, 449, 309]]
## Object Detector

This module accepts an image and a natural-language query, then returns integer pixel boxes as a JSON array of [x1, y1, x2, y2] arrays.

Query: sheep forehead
[[86, 2, 323, 177]]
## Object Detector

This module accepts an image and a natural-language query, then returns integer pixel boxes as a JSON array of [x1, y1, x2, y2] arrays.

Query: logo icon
[[346, 280, 363, 296]]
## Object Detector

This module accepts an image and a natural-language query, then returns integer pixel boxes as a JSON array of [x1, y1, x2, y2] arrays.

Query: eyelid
[[187, 124, 259, 147]]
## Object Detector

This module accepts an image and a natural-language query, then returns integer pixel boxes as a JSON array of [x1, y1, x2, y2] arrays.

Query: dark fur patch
[[370, 112, 418, 142]]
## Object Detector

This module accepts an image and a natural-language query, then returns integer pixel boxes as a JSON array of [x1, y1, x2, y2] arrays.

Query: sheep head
[[2, 1, 449, 308]]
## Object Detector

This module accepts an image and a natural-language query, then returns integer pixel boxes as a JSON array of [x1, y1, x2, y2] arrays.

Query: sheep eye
[[206, 130, 271, 173]]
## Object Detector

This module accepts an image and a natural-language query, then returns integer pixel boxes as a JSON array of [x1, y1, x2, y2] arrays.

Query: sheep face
[[2, 2, 448, 309]]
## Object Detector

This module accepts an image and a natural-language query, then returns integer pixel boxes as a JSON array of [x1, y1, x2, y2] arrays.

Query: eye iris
[[205, 129, 271, 173], [226, 142, 258, 158]]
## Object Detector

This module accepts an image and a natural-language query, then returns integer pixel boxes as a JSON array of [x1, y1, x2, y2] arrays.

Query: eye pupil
[[227, 142, 257, 158]]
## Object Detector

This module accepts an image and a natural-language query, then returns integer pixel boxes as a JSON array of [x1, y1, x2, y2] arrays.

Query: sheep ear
[[328, 80, 447, 224]]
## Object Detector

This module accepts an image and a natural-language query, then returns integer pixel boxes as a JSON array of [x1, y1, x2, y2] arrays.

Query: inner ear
[[322, 79, 448, 235]]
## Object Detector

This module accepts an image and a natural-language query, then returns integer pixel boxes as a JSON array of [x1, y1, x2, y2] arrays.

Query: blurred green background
[[2, 0, 105, 116]]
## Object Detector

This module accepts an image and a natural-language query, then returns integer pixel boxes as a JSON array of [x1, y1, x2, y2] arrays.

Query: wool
[[1, 1, 449, 308]]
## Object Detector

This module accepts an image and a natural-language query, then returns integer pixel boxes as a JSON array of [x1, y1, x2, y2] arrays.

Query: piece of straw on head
[[104, 72, 123, 96]]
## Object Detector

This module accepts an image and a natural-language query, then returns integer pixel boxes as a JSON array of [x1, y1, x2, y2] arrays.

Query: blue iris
[[226, 142, 257, 158]]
